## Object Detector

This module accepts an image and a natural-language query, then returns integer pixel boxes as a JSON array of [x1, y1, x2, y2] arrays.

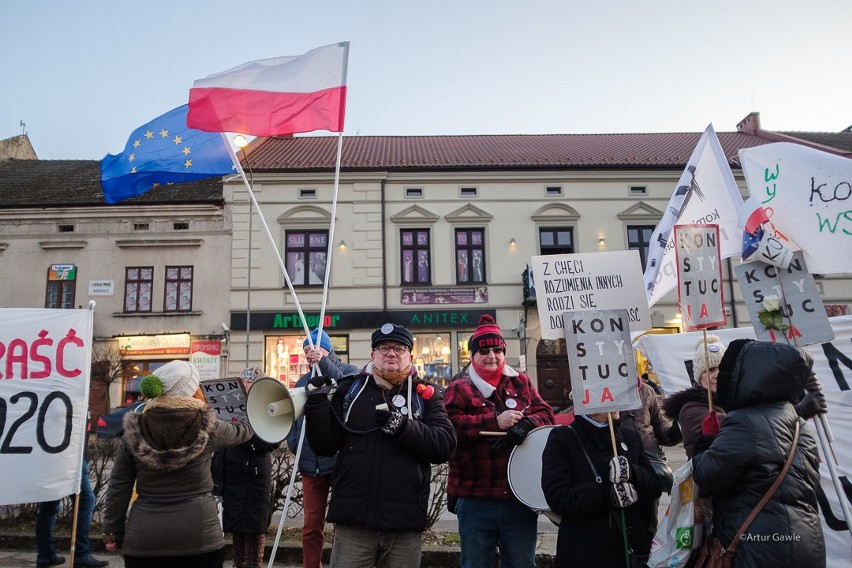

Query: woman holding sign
[[541, 410, 662, 567]]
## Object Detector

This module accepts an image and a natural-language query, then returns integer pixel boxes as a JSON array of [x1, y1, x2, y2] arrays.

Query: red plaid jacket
[[444, 366, 554, 500]]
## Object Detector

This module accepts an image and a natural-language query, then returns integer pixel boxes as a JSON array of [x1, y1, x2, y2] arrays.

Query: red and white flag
[[188, 42, 349, 137]]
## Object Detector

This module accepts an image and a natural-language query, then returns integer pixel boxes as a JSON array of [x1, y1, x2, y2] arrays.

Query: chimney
[[736, 112, 761, 135]]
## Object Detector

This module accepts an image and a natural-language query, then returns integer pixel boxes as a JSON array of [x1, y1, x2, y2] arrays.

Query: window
[[629, 186, 648, 196], [133, 223, 149, 231], [459, 187, 478, 198], [173, 222, 189, 230], [299, 189, 317, 199], [539, 228, 574, 255], [164, 266, 193, 312], [406, 188, 423, 198], [286, 231, 328, 286], [401, 229, 431, 284], [124, 267, 153, 312], [58, 224, 75, 233], [627, 225, 656, 269], [545, 186, 563, 196], [45, 265, 76, 309], [455, 229, 486, 284]]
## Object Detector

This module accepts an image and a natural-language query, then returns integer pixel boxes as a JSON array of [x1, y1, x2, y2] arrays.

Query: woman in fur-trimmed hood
[[103, 360, 254, 568]]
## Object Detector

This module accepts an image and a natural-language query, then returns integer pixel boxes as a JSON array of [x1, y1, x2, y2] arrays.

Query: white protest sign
[[201, 378, 246, 422], [531, 251, 650, 341], [674, 224, 726, 331], [739, 142, 852, 274], [563, 309, 641, 415], [0, 308, 93, 506], [635, 316, 852, 567], [735, 252, 833, 346]]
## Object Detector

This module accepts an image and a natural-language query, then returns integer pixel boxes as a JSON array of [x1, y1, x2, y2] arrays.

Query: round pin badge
[[505, 399, 518, 409], [400, 406, 409, 415], [381, 323, 395, 334], [621, 442, 628, 451], [392, 394, 406, 408]]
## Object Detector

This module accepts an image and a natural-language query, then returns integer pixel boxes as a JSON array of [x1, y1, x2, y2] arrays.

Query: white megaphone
[[246, 378, 308, 443]]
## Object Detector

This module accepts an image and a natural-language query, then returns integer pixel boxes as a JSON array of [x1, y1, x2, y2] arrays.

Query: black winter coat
[[305, 371, 456, 532], [212, 434, 279, 534], [541, 416, 663, 567], [692, 340, 825, 568]]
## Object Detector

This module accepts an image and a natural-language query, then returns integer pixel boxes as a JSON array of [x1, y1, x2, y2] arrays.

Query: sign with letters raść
[[563, 309, 641, 416]]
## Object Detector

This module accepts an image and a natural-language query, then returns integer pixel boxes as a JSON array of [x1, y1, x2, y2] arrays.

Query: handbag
[[646, 450, 674, 493], [693, 421, 800, 568]]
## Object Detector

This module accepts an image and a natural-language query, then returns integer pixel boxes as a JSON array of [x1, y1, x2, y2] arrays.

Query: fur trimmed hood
[[662, 386, 710, 421], [122, 399, 217, 472]]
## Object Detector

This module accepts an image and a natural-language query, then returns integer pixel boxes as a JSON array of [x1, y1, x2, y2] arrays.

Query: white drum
[[507, 424, 561, 525]]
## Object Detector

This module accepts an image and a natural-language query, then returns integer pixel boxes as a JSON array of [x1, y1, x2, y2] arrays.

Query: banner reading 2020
[[0, 308, 93, 506]]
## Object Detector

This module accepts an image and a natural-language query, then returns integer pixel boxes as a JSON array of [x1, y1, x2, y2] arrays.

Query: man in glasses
[[304, 323, 456, 567], [444, 314, 554, 568]]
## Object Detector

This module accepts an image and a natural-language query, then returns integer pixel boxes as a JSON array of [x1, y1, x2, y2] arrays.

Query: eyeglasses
[[476, 347, 505, 356], [375, 344, 409, 355]]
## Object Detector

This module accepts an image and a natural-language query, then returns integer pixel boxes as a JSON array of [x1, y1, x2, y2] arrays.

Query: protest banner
[[674, 224, 726, 331], [201, 378, 247, 422], [0, 308, 94, 506], [738, 142, 852, 275], [735, 251, 834, 346], [531, 250, 650, 341], [635, 316, 852, 567], [563, 309, 641, 415]]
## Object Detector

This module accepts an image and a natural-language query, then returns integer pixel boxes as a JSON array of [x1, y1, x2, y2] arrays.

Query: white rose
[[761, 295, 781, 312]]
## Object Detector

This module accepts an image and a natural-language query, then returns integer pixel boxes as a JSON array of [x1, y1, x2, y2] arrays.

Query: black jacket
[[541, 416, 662, 567], [305, 372, 456, 532], [212, 434, 279, 533], [692, 340, 825, 568]]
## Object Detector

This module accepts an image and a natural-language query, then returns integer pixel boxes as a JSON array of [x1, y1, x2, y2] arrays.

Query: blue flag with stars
[[100, 104, 235, 204]]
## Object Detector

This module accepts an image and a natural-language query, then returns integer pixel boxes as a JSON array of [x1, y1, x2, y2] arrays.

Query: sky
[[2, 0, 850, 160]]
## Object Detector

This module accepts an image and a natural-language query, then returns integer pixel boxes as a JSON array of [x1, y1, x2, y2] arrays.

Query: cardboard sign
[[531, 251, 650, 341], [563, 309, 641, 416], [734, 252, 834, 346], [201, 378, 246, 422], [674, 224, 726, 331]]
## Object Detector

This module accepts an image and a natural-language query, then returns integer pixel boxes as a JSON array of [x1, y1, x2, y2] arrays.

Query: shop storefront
[[230, 309, 495, 389]]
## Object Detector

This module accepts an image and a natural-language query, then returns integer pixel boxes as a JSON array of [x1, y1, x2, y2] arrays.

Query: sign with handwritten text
[[674, 224, 726, 331], [531, 251, 650, 340], [563, 309, 641, 415]]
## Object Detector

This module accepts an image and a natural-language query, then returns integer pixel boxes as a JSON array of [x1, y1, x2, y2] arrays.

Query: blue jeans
[[329, 524, 422, 568], [36, 459, 96, 562], [456, 497, 538, 568]]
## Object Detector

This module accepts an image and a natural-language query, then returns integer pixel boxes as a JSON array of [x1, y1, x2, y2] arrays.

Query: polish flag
[[187, 42, 349, 137]]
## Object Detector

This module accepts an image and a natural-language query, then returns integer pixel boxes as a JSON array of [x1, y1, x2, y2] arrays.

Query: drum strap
[[569, 426, 602, 484]]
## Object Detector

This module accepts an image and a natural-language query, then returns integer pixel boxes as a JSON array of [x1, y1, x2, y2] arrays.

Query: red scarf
[[472, 360, 505, 388]]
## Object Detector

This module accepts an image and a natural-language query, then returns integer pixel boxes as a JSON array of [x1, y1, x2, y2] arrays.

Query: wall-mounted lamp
[[509, 237, 517, 248], [338, 240, 346, 250], [598, 235, 606, 245]]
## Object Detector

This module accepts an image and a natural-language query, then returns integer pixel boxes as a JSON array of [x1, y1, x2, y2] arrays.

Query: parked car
[[96, 401, 146, 438]]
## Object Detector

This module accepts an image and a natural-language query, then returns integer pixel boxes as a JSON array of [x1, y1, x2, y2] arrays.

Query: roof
[[243, 131, 788, 172], [0, 159, 223, 208], [780, 131, 852, 153]]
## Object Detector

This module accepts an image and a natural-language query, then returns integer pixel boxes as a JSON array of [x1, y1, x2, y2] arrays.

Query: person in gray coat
[[286, 329, 358, 568], [103, 360, 254, 568], [692, 339, 825, 568]]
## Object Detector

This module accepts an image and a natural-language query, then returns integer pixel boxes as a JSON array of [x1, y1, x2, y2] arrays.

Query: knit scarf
[[472, 360, 505, 388], [372, 364, 413, 387]]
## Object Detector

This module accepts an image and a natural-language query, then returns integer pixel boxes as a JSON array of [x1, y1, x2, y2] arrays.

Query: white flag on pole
[[738, 142, 852, 274], [644, 125, 744, 307]]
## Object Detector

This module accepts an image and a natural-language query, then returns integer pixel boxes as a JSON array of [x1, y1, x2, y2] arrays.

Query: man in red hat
[[444, 315, 554, 568]]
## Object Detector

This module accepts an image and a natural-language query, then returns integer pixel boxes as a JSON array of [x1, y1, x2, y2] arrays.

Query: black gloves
[[491, 419, 534, 450], [375, 409, 407, 437], [667, 420, 683, 444], [306, 375, 334, 400], [795, 373, 827, 419]]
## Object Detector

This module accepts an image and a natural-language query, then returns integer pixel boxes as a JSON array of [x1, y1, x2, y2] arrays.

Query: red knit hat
[[468, 314, 506, 352]]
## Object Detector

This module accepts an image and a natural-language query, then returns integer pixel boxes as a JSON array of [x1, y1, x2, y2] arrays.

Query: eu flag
[[100, 105, 235, 204]]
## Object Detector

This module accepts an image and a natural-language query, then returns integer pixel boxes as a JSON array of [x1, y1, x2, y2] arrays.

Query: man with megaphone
[[303, 323, 457, 568]]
